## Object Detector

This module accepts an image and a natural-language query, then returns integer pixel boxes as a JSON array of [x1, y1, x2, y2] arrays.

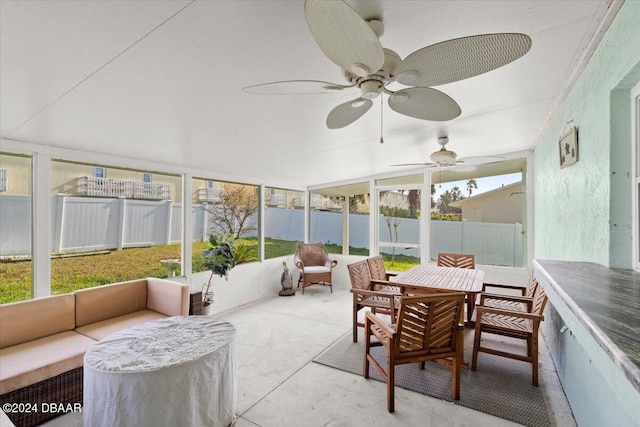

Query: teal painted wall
[[534, 1, 640, 268], [536, 2, 640, 426]]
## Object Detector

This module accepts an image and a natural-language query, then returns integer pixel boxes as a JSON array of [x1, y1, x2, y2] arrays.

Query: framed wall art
[[559, 126, 578, 168]]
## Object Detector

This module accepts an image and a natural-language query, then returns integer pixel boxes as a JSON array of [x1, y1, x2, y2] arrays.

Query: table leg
[[465, 292, 476, 326]]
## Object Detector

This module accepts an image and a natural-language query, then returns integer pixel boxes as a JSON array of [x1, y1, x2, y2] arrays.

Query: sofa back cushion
[[75, 279, 148, 327], [0, 294, 75, 349], [146, 278, 190, 316]]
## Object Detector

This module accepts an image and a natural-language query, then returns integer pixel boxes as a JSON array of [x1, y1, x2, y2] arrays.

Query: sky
[[432, 172, 522, 202]]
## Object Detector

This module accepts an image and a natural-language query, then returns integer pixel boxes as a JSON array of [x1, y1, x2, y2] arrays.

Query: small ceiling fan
[[392, 137, 504, 169], [243, 0, 532, 129]]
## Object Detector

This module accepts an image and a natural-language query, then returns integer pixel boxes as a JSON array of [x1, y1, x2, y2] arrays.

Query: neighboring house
[[0, 155, 181, 201], [266, 188, 305, 209], [450, 182, 523, 224]]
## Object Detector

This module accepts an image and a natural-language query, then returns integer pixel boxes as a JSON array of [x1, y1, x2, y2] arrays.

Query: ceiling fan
[[242, 0, 532, 129], [391, 136, 504, 169]]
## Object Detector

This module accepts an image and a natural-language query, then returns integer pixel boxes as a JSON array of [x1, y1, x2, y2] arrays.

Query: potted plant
[[200, 234, 257, 314], [201, 234, 236, 313]]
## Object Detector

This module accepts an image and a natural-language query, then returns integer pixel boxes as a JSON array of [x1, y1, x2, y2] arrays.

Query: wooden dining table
[[392, 264, 485, 324]]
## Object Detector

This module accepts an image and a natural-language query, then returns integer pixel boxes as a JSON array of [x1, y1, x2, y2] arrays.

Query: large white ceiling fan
[[392, 137, 504, 169], [243, 0, 532, 129]]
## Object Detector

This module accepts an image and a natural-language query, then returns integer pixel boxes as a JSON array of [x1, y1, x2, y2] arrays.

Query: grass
[[0, 239, 419, 304]]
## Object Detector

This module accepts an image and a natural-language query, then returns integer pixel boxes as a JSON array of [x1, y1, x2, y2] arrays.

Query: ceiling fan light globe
[[389, 93, 409, 103], [350, 63, 370, 77], [366, 19, 384, 38], [351, 99, 367, 108], [397, 70, 418, 85], [430, 149, 457, 164]]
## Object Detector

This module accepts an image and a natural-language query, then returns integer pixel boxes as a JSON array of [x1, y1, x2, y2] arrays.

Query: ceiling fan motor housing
[[360, 79, 382, 99]]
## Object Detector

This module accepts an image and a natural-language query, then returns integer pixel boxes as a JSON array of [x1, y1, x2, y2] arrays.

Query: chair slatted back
[[394, 293, 464, 358], [525, 274, 539, 299], [347, 260, 372, 294], [296, 242, 325, 266], [437, 253, 475, 270], [367, 256, 387, 281], [532, 284, 547, 316]]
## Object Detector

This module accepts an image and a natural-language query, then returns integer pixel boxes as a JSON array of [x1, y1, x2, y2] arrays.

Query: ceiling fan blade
[[388, 87, 461, 121], [326, 97, 373, 129], [395, 33, 532, 87], [242, 80, 354, 95], [391, 163, 438, 167], [305, 0, 384, 78], [457, 155, 505, 165]]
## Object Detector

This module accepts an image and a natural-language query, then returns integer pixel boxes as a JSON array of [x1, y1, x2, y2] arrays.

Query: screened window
[[50, 160, 182, 294], [264, 187, 304, 259], [430, 162, 526, 267], [192, 178, 259, 272], [0, 153, 33, 303]]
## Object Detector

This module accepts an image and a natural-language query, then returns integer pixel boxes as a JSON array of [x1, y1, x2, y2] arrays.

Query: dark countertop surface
[[534, 259, 640, 392]]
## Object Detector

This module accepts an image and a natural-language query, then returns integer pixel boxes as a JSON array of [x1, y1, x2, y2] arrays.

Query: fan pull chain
[[379, 95, 384, 144]]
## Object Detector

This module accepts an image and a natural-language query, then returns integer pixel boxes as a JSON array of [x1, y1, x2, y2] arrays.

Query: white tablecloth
[[83, 316, 236, 427]]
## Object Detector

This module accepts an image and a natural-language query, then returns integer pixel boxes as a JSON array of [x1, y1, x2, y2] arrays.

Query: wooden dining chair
[[347, 260, 403, 343], [437, 252, 476, 269], [364, 292, 465, 412], [471, 284, 548, 386], [477, 272, 539, 314], [366, 255, 398, 281]]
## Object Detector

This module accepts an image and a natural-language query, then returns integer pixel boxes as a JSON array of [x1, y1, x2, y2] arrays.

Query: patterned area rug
[[313, 329, 551, 427]]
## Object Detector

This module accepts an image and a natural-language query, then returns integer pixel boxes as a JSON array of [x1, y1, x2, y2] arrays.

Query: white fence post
[[52, 194, 65, 253], [202, 204, 208, 241], [165, 200, 172, 245], [117, 197, 126, 251]]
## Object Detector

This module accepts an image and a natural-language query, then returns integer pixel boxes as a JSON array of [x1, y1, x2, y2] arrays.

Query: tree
[[437, 186, 465, 214], [466, 179, 478, 197], [430, 185, 436, 209], [206, 184, 258, 239], [407, 189, 420, 218], [349, 194, 368, 214]]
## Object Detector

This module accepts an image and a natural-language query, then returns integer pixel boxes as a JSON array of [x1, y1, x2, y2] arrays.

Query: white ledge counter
[[533, 259, 640, 427]]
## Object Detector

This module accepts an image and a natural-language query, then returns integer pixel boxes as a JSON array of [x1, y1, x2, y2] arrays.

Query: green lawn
[[0, 238, 419, 304]]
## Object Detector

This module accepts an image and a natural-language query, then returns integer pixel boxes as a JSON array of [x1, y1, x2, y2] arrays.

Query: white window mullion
[[32, 154, 51, 298], [632, 81, 640, 271]]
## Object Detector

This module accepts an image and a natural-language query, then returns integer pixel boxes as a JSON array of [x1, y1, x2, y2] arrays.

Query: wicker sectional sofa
[[0, 278, 190, 427]]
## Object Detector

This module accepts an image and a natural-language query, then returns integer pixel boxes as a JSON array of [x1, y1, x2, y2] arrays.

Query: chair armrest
[[352, 289, 399, 321], [371, 279, 404, 294], [350, 289, 402, 297], [321, 251, 338, 269], [482, 283, 526, 295], [364, 311, 395, 337]]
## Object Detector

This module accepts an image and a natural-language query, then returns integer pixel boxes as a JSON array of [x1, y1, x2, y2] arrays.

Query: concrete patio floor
[[44, 280, 576, 427], [220, 282, 576, 427]]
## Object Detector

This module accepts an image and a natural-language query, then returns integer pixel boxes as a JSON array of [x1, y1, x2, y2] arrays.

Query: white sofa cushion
[[0, 294, 75, 349], [0, 331, 96, 395], [303, 266, 331, 274], [74, 309, 167, 341]]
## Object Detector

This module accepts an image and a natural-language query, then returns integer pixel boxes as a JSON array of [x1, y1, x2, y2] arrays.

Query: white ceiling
[[0, 0, 615, 189]]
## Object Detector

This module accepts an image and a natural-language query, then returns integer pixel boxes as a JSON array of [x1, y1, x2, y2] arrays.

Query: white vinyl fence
[[0, 196, 524, 267]]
